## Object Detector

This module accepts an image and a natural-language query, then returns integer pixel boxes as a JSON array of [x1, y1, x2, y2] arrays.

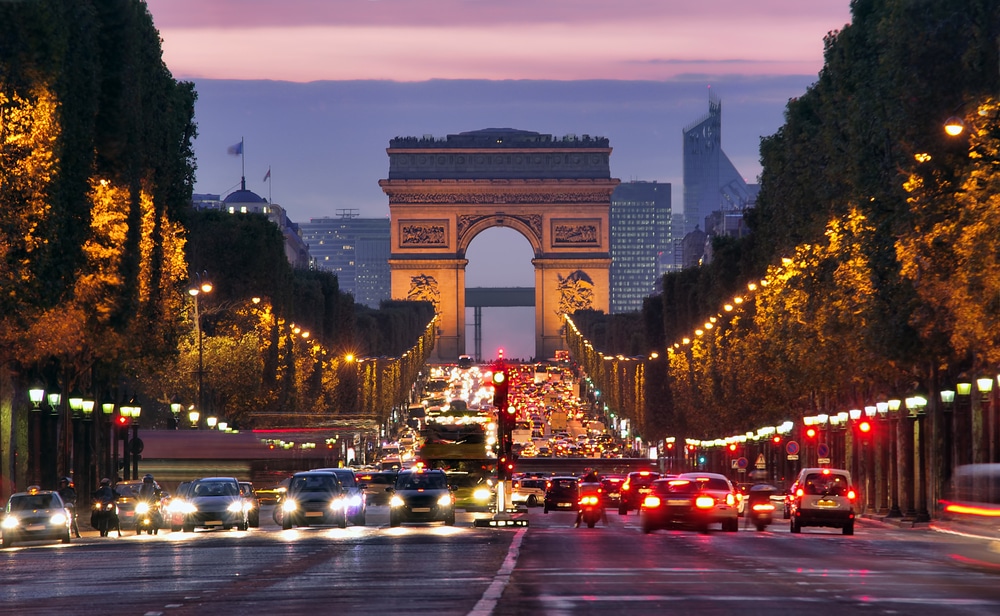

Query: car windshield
[[803, 473, 850, 496], [290, 475, 340, 492], [397, 473, 447, 490], [10, 494, 55, 510], [193, 481, 238, 497], [520, 480, 546, 489], [333, 472, 356, 488], [549, 479, 578, 492]]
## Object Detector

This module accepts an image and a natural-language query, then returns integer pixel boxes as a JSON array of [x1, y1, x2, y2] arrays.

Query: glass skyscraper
[[609, 181, 672, 314], [299, 212, 391, 308]]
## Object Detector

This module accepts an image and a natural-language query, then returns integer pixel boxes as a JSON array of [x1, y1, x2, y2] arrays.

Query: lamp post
[[46, 390, 61, 487], [28, 385, 44, 487], [977, 377, 993, 465], [68, 390, 83, 490], [188, 408, 200, 430], [80, 397, 94, 501], [887, 398, 903, 517], [101, 399, 114, 483], [875, 400, 889, 514], [940, 388, 956, 486], [189, 271, 213, 419], [955, 379, 973, 468], [129, 400, 142, 481]]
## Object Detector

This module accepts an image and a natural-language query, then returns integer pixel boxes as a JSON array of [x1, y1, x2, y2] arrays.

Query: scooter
[[745, 485, 777, 532], [92, 499, 121, 537], [135, 500, 161, 535], [576, 494, 605, 528]]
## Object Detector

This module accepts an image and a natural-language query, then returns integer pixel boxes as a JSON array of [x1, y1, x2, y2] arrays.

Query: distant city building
[[609, 181, 672, 313], [681, 92, 760, 266], [299, 211, 391, 308], [192, 182, 310, 270]]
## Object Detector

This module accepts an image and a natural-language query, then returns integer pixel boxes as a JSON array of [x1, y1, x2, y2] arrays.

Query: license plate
[[609, 492, 620, 499], [412, 507, 431, 513], [206, 520, 223, 526], [667, 499, 688, 506], [124, 511, 135, 517], [558, 502, 572, 508], [639, 488, 652, 494], [26, 524, 45, 532], [817, 499, 838, 507], [305, 511, 324, 517]]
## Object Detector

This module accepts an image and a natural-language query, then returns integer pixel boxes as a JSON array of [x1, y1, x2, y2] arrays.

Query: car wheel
[[250, 512, 260, 528], [338, 513, 347, 529], [641, 520, 654, 534], [724, 519, 738, 532], [62, 530, 71, 544], [790, 518, 801, 534], [183, 524, 194, 533], [527, 495, 538, 507], [843, 522, 854, 536], [755, 523, 766, 532], [445, 513, 456, 526]]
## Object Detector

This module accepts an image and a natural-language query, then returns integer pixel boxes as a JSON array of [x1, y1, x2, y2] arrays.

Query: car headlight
[[346, 494, 362, 507], [2, 516, 19, 529], [390, 495, 405, 508], [329, 498, 345, 511], [473, 488, 491, 502], [135, 502, 150, 515], [437, 494, 454, 507], [179, 502, 197, 514], [282, 499, 299, 513], [50, 513, 68, 525], [227, 501, 245, 513]]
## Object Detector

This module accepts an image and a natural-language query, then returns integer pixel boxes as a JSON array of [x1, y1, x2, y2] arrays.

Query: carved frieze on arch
[[456, 213, 543, 257]]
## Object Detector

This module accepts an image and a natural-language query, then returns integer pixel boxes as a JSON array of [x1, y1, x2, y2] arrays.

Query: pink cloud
[[145, 0, 851, 81]]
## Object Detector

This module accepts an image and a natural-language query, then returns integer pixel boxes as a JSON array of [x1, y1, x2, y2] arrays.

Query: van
[[789, 467, 856, 535]]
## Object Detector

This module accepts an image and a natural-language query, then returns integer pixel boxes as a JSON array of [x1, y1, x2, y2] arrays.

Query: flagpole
[[241, 136, 245, 190]]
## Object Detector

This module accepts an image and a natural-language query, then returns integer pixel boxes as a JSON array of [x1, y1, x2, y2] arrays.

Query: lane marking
[[467, 528, 526, 616]]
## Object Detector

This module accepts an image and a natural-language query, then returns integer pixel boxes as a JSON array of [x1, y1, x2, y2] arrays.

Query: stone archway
[[380, 128, 618, 362]]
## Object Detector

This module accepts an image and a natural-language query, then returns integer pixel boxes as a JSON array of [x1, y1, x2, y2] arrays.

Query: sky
[[143, 0, 853, 360]]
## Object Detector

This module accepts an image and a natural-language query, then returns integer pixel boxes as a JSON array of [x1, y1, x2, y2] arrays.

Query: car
[[314, 468, 367, 525], [239, 481, 260, 528], [618, 471, 661, 515], [388, 468, 456, 526], [178, 477, 249, 532], [281, 471, 347, 529], [447, 471, 495, 511], [356, 471, 397, 506], [2, 487, 72, 547], [789, 467, 856, 535], [599, 475, 625, 507], [166, 481, 192, 531], [938, 463, 1000, 569], [640, 473, 739, 533], [543, 476, 580, 513], [255, 477, 289, 505], [511, 477, 547, 507]]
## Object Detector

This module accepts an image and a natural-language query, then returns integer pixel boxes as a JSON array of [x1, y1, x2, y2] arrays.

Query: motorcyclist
[[57, 477, 81, 538], [92, 478, 118, 537], [138, 474, 161, 502], [93, 477, 115, 502], [575, 470, 608, 527]]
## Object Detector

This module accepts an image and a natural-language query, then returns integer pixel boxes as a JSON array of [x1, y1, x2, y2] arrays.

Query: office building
[[609, 181, 672, 313], [299, 211, 391, 308]]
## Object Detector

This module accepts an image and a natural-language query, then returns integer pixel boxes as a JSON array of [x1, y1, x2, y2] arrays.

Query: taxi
[[2, 486, 73, 547]]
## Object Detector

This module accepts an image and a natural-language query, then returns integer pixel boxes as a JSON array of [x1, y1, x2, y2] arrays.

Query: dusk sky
[[143, 0, 853, 360]]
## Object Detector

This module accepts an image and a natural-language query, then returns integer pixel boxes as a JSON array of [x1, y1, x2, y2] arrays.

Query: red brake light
[[695, 496, 715, 509], [642, 495, 661, 508], [752, 503, 775, 512], [795, 488, 804, 497], [847, 489, 856, 500]]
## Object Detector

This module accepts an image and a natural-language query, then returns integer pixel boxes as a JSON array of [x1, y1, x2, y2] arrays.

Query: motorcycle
[[91, 499, 121, 537], [577, 494, 604, 528], [745, 484, 777, 532], [134, 500, 162, 535]]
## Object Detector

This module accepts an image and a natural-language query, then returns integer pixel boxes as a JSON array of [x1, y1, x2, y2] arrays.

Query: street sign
[[754, 453, 766, 469], [817, 442, 830, 458], [736, 456, 748, 470], [787, 454, 799, 461], [786, 440, 800, 456]]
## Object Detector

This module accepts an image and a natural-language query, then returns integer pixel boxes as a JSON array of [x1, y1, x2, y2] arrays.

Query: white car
[[511, 477, 547, 507], [789, 468, 856, 535]]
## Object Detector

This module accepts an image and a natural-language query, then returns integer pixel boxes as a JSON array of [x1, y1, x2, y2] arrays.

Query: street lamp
[[188, 408, 200, 429], [189, 270, 213, 418], [206, 416, 218, 430], [887, 398, 902, 517], [978, 377, 993, 464]]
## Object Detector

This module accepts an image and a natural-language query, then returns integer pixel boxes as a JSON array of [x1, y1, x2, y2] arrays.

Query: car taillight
[[695, 495, 715, 509], [725, 493, 736, 507], [622, 481, 631, 491], [847, 489, 856, 500], [795, 488, 804, 498]]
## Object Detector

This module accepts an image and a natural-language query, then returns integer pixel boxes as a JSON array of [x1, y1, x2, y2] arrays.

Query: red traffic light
[[116, 416, 128, 426], [806, 427, 817, 439], [772, 436, 782, 444], [859, 421, 872, 434], [728, 443, 737, 452]]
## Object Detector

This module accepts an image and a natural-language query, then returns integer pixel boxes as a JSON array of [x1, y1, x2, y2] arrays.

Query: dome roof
[[223, 189, 267, 204]]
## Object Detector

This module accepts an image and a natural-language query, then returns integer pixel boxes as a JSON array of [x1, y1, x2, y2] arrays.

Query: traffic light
[[806, 427, 817, 439], [497, 454, 514, 481], [858, 420, 872, 435], [728, 443, 737, 452], [492, 367, 509, 411], [772, 435, 782, 445]]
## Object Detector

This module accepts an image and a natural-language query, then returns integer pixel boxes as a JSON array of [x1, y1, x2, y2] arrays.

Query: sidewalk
[[860, 512, 931, 529]]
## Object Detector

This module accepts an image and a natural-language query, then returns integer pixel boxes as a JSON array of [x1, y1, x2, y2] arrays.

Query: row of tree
[[570, 0, 1000, 444], [0, 1, 434, 497]]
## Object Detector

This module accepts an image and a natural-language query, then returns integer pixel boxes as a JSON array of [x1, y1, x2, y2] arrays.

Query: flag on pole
[[227, 140, 243, 156], [263, 167, 271, 182]]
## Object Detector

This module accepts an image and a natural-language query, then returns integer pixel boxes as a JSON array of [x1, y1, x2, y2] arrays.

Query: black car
[[281, 471, 347, 529], [389, 469, 455, 526], [618, 471, 661, 515], [315, 468, 366, 525], [543, 476, 580, 513], [356, 470, 397, 506]]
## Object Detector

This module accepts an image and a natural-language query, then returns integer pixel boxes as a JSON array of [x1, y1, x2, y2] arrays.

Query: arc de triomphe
[[380, 128, 619, 362]]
